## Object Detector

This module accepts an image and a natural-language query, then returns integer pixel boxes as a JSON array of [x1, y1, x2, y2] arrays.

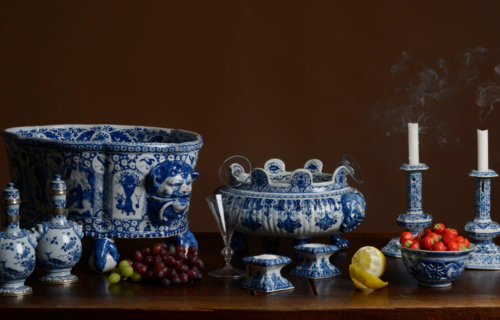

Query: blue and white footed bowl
[[3, 125, 203, 272], [241, 254, 294, 293], [217, 158, 366, 247], [399, 245, 475, 287]]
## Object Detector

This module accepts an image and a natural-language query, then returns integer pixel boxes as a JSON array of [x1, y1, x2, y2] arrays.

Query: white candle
[[477, 129, 489, 172], [408, 123, 419, 165]]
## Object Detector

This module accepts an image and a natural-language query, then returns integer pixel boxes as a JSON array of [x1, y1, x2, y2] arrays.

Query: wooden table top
[[1, 232, 500, 320]]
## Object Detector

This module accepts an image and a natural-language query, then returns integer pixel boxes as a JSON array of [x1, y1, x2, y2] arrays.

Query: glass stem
[[222, 233, 234, 268]]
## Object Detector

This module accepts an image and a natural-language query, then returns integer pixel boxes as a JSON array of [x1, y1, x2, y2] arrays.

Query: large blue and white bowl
[[399, 244, 475, 287], [3, 125, 203, 272]]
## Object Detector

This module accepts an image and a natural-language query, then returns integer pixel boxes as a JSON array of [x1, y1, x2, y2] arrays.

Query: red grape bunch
[[108, 242, 204, 286]]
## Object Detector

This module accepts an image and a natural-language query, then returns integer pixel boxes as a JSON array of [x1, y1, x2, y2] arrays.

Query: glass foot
[[209, 266, 246, 278]]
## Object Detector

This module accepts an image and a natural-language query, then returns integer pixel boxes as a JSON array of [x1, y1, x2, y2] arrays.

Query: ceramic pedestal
[[382, 164, 432, 258], [241, 254, 293, 293], [291, 243, 340, 279], [465, 170, 500, 269], [0, 183, 37, 296]]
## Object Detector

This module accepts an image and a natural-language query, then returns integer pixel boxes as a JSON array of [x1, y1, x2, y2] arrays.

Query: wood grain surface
[[1, 233, 500, 319]]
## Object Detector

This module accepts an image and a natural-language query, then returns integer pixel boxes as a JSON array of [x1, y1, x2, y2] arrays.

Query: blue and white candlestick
[[465, 170, 500, 269], [381, 163, 433, 258]]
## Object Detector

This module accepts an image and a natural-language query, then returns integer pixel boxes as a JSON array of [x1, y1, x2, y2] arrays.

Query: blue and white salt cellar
[[0, 183, 37, 296], [241, 254, 294, 293], [291, 243, 341, 279], [32, 175, 83, 283]]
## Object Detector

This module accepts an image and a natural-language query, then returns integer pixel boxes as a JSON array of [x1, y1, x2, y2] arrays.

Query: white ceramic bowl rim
[[3, 124, 203, 152]]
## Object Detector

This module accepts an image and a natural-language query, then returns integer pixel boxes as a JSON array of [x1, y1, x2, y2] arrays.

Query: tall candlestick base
[[465, 170, 500, 270], [381, 163, 432, 258]]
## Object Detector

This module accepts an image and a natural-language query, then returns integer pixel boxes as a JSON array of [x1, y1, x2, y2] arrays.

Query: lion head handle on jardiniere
[[146, 160, 199, 224]]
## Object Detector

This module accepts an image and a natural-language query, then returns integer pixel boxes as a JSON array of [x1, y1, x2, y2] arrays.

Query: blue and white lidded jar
[[32, 175, 83, 284], [0, 183, 37, 295]]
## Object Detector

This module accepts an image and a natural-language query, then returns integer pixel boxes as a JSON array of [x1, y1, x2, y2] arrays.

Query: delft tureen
[[3, 125, 202, 272], [216, 158, 366, 249]]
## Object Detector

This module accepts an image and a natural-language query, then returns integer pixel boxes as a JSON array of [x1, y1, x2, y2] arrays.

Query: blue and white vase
[[0, 183, 37, 296], [241, 254, 294, 293], [291, 243, 341, 279], [32, 175, 83, 283]]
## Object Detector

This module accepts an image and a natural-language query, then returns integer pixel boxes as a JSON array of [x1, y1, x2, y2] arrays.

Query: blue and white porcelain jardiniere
[[3, 125, 202, 272], [32, 175, 83, 284], [399, 244, 475, 287], [290, 243, 341, 279], [216, 158, 366, 250], [0, 183, 37, 296], [241, 254, 293, 293]]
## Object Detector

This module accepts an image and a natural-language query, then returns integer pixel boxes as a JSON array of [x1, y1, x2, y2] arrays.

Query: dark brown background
[[1, 0, 500, 234]]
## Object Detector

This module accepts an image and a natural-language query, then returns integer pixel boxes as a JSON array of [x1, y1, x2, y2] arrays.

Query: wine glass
[[206, 194, 246, 278]]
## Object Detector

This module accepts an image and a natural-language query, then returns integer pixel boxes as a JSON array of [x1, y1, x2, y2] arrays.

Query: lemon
[[349, 264, 388, 290], [351, 246, 386, 278], [351, 276, 368, 290]]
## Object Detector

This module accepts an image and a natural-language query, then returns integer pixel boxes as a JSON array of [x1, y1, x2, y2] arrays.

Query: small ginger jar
[[33, 175, 83, 284], [0, 183, 37, 295]]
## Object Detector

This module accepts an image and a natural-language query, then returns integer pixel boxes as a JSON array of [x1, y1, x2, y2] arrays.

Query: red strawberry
[[464, 238, 470, 248], [400, 231, 414, 246], [416, 232, 426, 241], [447, 241, 460, 251], [432, 241, 447, 251], [444, 228, 458, 238], [420, 235, 435, 250], [432, 223, 446, 235], [409, 242, 420, 250], [442, 232, 456, 246]]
